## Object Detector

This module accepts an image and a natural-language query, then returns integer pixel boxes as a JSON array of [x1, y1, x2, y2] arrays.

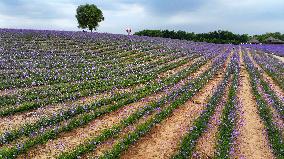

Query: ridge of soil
[[233, 49, 274, 159]]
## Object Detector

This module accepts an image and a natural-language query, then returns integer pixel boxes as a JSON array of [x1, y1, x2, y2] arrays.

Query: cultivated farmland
[[0, 29, 283, 159]]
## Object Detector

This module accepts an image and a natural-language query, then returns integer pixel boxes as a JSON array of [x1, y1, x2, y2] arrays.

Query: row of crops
[[245, 44, 284, 57], [0, 29, 283, 158]]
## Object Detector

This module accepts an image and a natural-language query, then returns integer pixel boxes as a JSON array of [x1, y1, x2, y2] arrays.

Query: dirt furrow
[[119, 53, 231, 159], [262, 52, 284, 63], [19, 56, 215, 159], [269, 106, 284, 138], [0, 52, 173, 97], [249, 51, 284, 136], [0, 88, 21, 97], [192, 83, 230, 158], [0, 87, 137, 134], [157, 57, 200, 79], [233, 50, 274, 159], [260, 85, 284, 138], [81, 60, 216, 159], [85, 111, 158, 158], [272, 54, 284, 63], [20, 92, 164, 158], [0, 56, 186, 134], [120, 70, 224, 159], [248, 50, 284, 100], [0, 85, 48, 97]]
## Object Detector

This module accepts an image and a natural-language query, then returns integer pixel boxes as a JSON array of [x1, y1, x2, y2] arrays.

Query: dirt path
[[233, 50, 274, 159], [119, 53, 231, 159], [192, 83, 230, 158], [19, 55, 216, 159], [262, 52, 284, 63], [20, 91, 165, 158], [0, 52, 173, 97], [0, 92, 109, 134], [248, 50, 284, 100], [157, 57, 200, 79], [0, 57, 187, 134], [83, 58, 220, 159], [272, 54, 284, 63], [259, 80, 284, 138], [120, 70, 224, 159], [250, 51, 284, 137], [0, 88, 21, 97], [269, 105, 284, 138], [0, 85, 47, 97], [0, 86, 138, 134], [85, 111, 158, 158]]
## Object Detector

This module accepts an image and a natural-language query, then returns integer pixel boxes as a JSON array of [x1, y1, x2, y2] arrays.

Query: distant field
[[245, 44, 284, 57], [0, 29, 283, 159]]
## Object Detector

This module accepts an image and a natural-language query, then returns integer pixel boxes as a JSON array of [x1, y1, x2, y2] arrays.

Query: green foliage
[[172, 56, 234, 159], [244, 52, 284, 158], [76, 4, 104, 32], [135, 29, 249, 44], [0, 56, 202, 158], [253, 32, 284, 43], [215, 69, 239, 159], [98, 56, 226, 159]]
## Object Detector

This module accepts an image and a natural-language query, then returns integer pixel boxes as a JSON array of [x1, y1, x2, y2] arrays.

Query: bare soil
[[272, 54, 284, 63], [119, 53, 231, 159], [233, 50, 274, 159], [157, 57, 200, 79], [250, 50, 284, 100], [120, 70, 224, 159], [0, 56, 185, 134], [0, 89, 126, 134], [19, 55, 215, 159], [192, 82, 230, 158]]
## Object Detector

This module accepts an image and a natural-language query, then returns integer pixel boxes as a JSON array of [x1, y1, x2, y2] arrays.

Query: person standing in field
[[126, 28, 132, 35]]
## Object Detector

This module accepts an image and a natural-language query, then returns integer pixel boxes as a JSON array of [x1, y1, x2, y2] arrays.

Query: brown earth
[[249, 50, 284, 100], [0, 56, 183, 134], [192, 82, 230, 158], [157, 57, 200, 79], [85, 112, 158, 158], [272, 54, 284, 63], [233, 49, 274, 159], [120, 69, 224, 159], [0, 87, 133, 134], [18, 53, 216, 159], [119, 52, 231, 159], [84, 56, 224, 159]]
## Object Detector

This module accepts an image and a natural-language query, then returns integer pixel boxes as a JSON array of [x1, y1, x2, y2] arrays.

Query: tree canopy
[[135, 29, 284, 44], [76, 4, 104, 32], [135, 29, 249, 44], [252, 32, 284, 43]]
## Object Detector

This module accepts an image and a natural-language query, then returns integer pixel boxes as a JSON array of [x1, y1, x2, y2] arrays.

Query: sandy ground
[[233, 49, 274, 159], [85, 112, 157, 158], [272, 54, 284, 63], [250, 51, 284, 101], [0, 87, 135, 134], [0, 84, 49, 96], [0, 56, 182, 134], [192, 83, 230, 158], [18, 54, 215, 159], [120, 70, 224, 159], [157, 57, 200, 79], [119, 52, 231, 159]]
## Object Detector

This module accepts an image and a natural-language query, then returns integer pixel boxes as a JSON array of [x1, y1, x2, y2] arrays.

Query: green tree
[[134, 29, 250, 44], [76, 4, 104, 32]]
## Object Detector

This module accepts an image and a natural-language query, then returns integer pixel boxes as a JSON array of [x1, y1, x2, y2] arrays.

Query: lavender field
[[0, 29, 283, 159]]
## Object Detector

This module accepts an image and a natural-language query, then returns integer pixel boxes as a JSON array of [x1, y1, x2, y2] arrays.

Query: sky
[[0, 0, 283, 35]]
